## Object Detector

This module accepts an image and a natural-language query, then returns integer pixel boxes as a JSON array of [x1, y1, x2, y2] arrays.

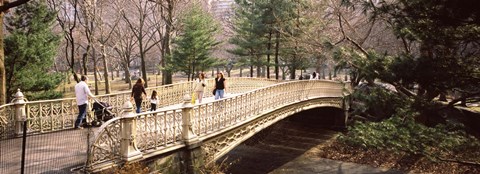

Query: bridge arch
[[200, 97, 347, 164], [86, 80, 350, 172]]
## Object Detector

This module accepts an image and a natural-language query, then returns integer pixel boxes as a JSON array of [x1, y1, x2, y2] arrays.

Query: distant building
[[209, 0, 235, 22]]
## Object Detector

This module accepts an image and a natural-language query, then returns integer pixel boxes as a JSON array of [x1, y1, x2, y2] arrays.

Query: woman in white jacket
[[194, 73, 206, 103]]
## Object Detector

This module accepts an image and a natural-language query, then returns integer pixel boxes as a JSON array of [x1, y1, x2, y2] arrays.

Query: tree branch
[[446, 91, 480, 108], [338, 14, 369, 56], [0, 0, 31, 12]]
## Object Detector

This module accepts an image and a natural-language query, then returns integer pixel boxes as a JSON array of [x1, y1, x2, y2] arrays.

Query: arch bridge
[[86, 79, 350, 173]]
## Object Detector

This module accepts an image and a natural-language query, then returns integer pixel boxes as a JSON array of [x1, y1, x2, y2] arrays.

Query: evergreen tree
[[4, 0, 62, 101], [278, 0, 312, 79], [337, 0, 480, 110], [170, 5, 220, 81], [230, 0, 312, 79], [229, 0, 267, 77]]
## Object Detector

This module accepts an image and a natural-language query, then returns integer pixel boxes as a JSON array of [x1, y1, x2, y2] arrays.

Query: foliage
[[4, 0, 63, 101], [229, 0, 267, 76], [351, 84, 409, 120], [340, 111, 480, 163], [170, 5, 220, 81], [337, 0, 480, 108], [230, 0, 313, 78], [100, 162, 150, 174]]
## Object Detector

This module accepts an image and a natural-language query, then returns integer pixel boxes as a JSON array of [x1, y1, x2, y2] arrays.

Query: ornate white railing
[[0, 103, 15, 139], [0, 78, 278, 139], [191, 80, 344, 136], [87, 80, 347, 170]]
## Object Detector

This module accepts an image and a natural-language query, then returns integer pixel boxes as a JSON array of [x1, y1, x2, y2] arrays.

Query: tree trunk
[[123, 63, 132, 89], [140, 49, 148, 88], [266, 30, 272, 79], [71, 70, 78, 84], [290, 66, 296, 80], [256, 66, 261, 77], [101, 44, 111, 94], [82, 42, 90, 75], [274, 31, 280, 80], [93, 47, 99, 95], [250, 65, 253, 77], [161, 0, 174, 85], [0, 13, 6, 104], [240, 67, 243, 77], [82, 46, 89, 75]]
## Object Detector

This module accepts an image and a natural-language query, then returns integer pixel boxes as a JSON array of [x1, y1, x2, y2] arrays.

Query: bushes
[[351, 84, 409, 121], [340, 111, 480, 163]]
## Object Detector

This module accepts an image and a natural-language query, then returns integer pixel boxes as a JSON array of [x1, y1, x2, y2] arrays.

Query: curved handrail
[[0, 103, 16, 139], [87, 80, 346, 167], [0, 78, 280, 138]]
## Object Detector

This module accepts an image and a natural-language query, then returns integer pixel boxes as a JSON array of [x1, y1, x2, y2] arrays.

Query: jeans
[[134, 98, 142, 113], [75, 104, 87, 128], [215, 89, 224, 100], [150, 103, 157, 111]]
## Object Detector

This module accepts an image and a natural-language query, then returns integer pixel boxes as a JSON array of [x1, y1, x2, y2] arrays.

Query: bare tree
[[47, 0, 81, 84], [119, 0, 162, 88], [96, 0, 120, 94], [78, 0, 101, 94], [112, 16, 139, 89], [149, 0, 188, 85]]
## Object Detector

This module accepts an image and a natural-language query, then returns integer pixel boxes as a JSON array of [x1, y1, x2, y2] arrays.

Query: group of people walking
[[73, 73, 227, 128]]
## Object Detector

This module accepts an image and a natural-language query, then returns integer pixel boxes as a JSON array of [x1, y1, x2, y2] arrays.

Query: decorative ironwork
[[89, 118, 122, 166], [191, 80, 345, 137], [9, 78, 347, 171], [0, 78, 280, 137], [201, 97, 344, 163], [0, 104, 15, 139], [135, 109, 183, 153]]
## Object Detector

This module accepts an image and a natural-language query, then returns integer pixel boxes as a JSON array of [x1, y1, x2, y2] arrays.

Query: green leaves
[[4, 0, 62, 101], [340, 114, 480, 162], [170, 5, 220, 80]]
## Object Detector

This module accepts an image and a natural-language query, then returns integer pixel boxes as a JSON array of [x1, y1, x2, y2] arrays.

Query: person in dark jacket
[[214, 72, 226, 100], [131, 78, 147, 113]]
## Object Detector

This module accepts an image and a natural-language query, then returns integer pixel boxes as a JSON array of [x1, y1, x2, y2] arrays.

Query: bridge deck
[[0, 95, 227, 174]]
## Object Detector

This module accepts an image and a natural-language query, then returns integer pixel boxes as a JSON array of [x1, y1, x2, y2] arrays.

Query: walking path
[[0, 94, 231, 174], [222, 114, 404, 174]]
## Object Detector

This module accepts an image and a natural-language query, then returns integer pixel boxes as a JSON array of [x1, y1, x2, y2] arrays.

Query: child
[[150, 90, 158, 111]]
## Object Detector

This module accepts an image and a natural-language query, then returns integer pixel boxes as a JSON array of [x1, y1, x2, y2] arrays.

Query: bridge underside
[[197, 97, 347, 165]]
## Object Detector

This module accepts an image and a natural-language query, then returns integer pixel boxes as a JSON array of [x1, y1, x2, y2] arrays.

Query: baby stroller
[[91, 100, 115, 126]]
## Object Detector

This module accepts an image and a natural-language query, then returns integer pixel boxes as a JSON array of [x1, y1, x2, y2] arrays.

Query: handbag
[[212, 89, 217, 95], [191, 93, 196, 104]]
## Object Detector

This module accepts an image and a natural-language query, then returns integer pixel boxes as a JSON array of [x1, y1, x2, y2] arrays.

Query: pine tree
[[170, 5, 220, 81], [229, 0, 267, 77], [4, 0, 62, 101]]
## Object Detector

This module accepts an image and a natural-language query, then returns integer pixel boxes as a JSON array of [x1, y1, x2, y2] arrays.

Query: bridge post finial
[[119, 100, 142, 161], [182, 94, 199, 145], [13, 89, 27, 136]]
